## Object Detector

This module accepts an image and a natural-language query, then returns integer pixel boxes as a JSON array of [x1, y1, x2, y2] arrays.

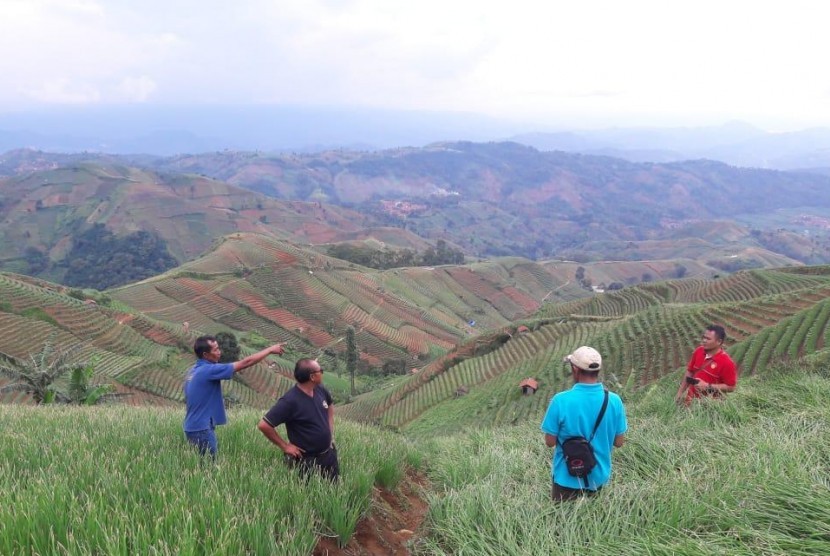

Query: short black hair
[[707, 324, 726, 343], [294, 358, 318, 383], [194, 336, 217, 358]]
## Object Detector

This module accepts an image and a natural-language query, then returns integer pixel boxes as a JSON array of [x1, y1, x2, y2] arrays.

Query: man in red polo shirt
[[675, 324, 737, 404]]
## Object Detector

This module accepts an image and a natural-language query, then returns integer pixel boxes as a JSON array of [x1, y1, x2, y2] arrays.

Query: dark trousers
[[552, 482, 601, 502], [286, 445, 339, 481], [185, 427, 217, 458]]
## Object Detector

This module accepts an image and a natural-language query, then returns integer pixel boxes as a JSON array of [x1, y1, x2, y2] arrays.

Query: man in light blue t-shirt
[[183, 335, 284, 457], [541, 346, 627, 501]]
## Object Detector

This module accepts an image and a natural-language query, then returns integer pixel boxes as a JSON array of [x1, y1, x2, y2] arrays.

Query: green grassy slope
[[0, 405, 419, 554], [416, 360, 830, 555], [2, 353, 827, 555]]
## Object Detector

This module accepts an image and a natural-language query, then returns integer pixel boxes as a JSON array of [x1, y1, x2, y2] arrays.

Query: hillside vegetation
[[137, 143, 830, 263], [3, 234, 830, 554], [4, 218, 828, 418], [341, 265, 830, 436]]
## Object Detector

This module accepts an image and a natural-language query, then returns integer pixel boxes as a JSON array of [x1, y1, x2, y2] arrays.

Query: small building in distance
[[519, 378, 539, 396]]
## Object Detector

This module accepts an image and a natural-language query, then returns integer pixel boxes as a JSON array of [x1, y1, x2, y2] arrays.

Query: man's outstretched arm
[[233, 344, 284, 373]]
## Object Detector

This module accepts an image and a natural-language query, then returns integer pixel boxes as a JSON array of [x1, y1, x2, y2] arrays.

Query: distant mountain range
[[4, 106, 830, 172], [0, 105, 520, 155], [3, 141, 830, 283], [510, 121, 830, 170]]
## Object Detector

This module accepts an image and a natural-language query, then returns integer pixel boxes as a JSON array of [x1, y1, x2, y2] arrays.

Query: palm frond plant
[[0, 340, 87, 404], [64, 358, 130, 405]]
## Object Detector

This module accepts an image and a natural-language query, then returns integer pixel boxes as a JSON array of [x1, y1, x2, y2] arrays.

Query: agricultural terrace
[[0, 274, 178, 402], [538, 267, 830, 319], [343, 267, 830, 435], [0, 271, 301, 406], [111, 235, 584, 384], [111, 240, 474, 370]]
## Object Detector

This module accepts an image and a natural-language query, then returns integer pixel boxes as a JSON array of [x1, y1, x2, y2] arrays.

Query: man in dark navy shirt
[[257, 358, 339, 480], [183, 335, 284, 457]]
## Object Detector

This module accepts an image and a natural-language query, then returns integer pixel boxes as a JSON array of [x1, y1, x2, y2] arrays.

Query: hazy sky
[[2, 0, 829, 130]]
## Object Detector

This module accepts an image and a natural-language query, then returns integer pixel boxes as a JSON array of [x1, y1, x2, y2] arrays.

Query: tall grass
[[414, 364, 830, 555], [4, 361, 829, 555], [0, 408, 416, 555]]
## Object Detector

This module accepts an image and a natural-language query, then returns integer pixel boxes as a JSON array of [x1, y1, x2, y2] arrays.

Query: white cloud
[[25, 78, 101, 103], [116, 76, 158, 102], [55, 0, 105, 17], [1, 0, 830, 128]]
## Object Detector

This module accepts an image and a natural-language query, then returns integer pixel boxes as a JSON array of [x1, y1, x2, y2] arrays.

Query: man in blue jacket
[[183, 335, 284, 457], [541, 346, 627, 501]]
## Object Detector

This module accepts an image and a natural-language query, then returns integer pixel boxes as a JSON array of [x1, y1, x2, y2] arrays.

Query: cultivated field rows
[[344, 267, 830, 434]]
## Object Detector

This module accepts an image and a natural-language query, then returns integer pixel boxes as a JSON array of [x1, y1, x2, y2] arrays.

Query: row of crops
[[345, 267, 830, 433]]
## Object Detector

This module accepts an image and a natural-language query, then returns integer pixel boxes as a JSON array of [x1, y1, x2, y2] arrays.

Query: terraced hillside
[[4, 231, 714, 407], [0, 234, 587, 407], [0, 163, 427, 281], [4, 146, 827, 270], [0, 272, 297, 406], [339, 266, 830, 435], [7, 227, 823, 410], [109, 234, 590, 373]]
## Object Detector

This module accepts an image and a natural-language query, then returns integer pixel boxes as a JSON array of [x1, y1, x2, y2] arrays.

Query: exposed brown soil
[[313, 470, 430, 556]]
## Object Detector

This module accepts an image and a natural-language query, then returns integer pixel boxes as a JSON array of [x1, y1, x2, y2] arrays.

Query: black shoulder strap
[[588, 389, 610, 442], [581, 389, 609, 489]]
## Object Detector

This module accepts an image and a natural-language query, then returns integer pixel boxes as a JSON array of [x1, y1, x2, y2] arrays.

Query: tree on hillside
[[421, 239, 465, 266], [575, 265, 592, 290], [62, 224, 178, 290], [0, 341, 84, 404], [326, 240, 462, 269], [23, 246, 50, 274], [216, 331, 241, 363], [346, 326, 357, 396]]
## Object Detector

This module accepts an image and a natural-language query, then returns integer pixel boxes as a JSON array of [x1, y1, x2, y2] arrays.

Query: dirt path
[[313, 470, 430, 556]]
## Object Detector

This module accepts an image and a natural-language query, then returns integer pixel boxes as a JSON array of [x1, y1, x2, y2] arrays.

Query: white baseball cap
[[564, 346, 602, 371]]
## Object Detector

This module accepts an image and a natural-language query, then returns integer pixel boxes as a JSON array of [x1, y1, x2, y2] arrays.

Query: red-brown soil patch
[[313, 470, 430, 556]]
